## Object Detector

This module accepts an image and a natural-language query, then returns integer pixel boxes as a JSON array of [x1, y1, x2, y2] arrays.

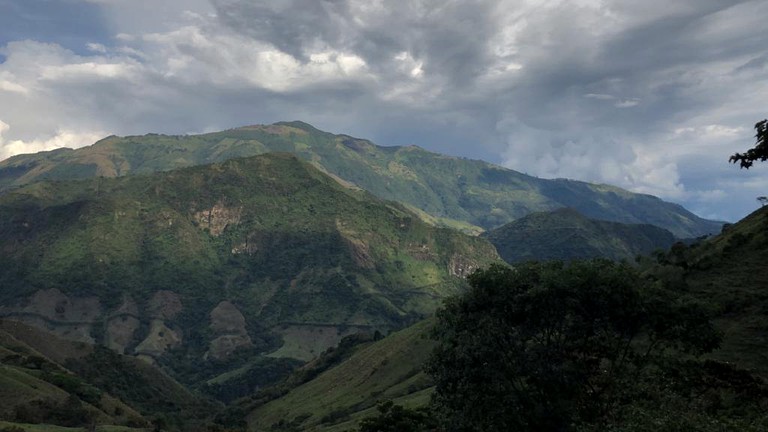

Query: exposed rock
[[193, 201, 243, 236], [0, 288, 102, 344], [109, 296, 139, 318], [105, 296, 141, 354], [134, 319, 182, 358], [336, 219, 374, 269], [147, 291, 182, 320], [448, 254, 479, 278], [22, 288, 101, 323], [408, 242, 437, 261], [205, 301, 252, 361], [207, 334, 253, 361]]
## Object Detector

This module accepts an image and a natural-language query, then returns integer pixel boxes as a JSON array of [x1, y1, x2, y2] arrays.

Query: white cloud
[[0, 0, 767, 222], [0, 120, 106, 161]]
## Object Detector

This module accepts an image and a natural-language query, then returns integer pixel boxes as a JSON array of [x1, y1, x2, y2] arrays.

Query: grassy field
[[247, 319, 436, 431]]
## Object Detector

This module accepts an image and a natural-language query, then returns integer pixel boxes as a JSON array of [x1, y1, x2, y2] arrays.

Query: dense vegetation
[[0, 122, 722, 237], [0, 121, 764, 431], [0, 319, 214, 431], [484, 208, 676, 263], [0, 153, 498, 417], [235, 200, 768, 431], [354, 257, 768, 432]]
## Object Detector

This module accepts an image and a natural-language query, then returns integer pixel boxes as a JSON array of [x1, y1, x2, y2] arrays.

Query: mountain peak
[[0, 122, 722, 237]]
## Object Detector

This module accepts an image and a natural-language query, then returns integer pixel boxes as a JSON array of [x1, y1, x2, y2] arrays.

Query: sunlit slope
[[0, 154, 499, 369], [0, 121, 722, 237], [247, 319, 435, 432]]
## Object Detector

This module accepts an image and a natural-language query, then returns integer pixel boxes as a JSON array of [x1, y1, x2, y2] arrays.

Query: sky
[[0, 0, 767, 222]]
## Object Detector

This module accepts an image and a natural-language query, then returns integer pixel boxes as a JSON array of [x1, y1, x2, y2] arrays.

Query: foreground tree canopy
[[426, 261, 721, 432], [731, 119, 768, 168]]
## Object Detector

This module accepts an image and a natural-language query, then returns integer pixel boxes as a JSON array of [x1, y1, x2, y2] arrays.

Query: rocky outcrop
[[448, 254, 480, 278], [193, 201, 243, 236], [105, 297, 140, 354], [134, 319, 182, 359], [147, 291, 182, 321], [336, 219, 374, 269], [205, 301, 252, 361], [0, 288, 102, 344]]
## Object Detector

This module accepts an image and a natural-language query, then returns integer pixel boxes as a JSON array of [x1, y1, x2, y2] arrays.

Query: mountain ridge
[[484, 207, 677, 263], [0, 121, 723, 238]]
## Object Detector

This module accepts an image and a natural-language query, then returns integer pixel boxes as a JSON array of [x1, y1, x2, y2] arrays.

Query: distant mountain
[[484, 208, 677, 263], [0, 153, 499, 392], [0, 121, 722, 238]]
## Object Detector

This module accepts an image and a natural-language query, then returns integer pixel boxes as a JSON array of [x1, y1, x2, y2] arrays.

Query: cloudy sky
[[1, 0, 767, 221]]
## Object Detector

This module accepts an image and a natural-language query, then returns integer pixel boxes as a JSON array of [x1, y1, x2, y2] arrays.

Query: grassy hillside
[[647, 206, 768, 376], [0, 153, 498, 400], [485, 207, 677, 263], [247, 205, 768, 432], [246, 319, 435, 432], [0, 122, 721, 238], [0, 319, 213, 431]]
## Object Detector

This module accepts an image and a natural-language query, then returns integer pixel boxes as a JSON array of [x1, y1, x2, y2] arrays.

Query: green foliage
[[731, 119, 768, 168], [0, 153, 498, 407], [247, 319, 436, 431], [63, 346, 213, 430], [426, 261, 721, 432], [13, 395, 93, 427], [484, 208, 676, 264], [43, 372, 102, 405], [0, 122, 722, 237], [358, 401, 436, 432], [200, 356, 303, 403]]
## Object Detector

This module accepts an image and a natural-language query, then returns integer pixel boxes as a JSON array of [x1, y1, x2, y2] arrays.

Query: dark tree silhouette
[[426, 261, 721, 432], [730, 119, 768, 168]]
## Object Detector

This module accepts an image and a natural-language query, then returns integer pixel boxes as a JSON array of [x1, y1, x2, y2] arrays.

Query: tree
[[758, 196, 768, 207], [426, 261, 720, 432], [730, 119, 768, 168]]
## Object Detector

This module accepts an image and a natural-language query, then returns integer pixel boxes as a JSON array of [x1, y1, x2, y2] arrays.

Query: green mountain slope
[[246, 205, 768, 432], [0, 319, 213, 431], [0, 153, 498, 395], [246, 319, 435, 432], [649, 206, 768, 376], [484, 207, 677, 263], [0, 122, 722, 238]]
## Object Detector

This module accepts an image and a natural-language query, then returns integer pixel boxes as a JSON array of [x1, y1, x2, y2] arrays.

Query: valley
[[2, 123, 766, 432]]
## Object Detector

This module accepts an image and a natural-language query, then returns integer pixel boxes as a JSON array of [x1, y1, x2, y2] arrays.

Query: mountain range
[[0, 121, 743, 431], [0, 121, 722, 238]]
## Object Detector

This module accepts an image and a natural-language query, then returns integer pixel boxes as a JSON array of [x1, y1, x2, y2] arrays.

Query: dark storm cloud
[[211, 0, 498, 87]]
